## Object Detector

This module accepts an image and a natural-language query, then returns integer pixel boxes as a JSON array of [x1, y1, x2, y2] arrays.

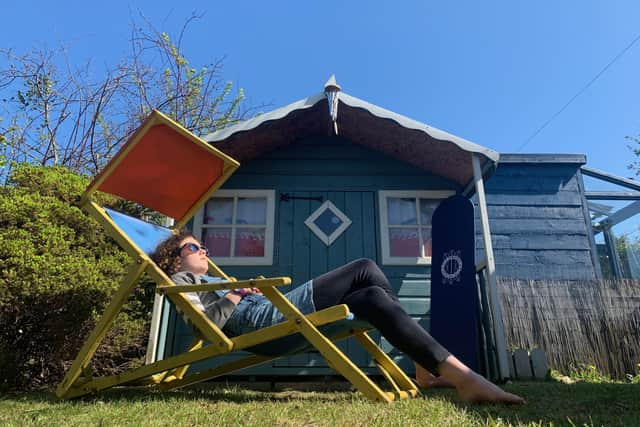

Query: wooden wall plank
[[343, 192, 371, 366], [397, 279, 431, 297], [327, 191, 347, 272], [479, 219, 587, 235], [495, 262, 596, 279], [492, 249, 594, 265], [493, 163, 582, 177], [484, 192, 583, 206], [278, 189, 295, 281], [484, 205, 584, 220], [309, 190, 329, 279], [476, 235, 592, 250], [485, 175, 579, 192], [361, 192, 378, 261], [344, 192, 363, 268]]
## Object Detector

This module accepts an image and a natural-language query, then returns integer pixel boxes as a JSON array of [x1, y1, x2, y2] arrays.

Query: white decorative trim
[[203, 91, 499, 165], [378, 190, 455, 266], [304, 200, 352, 246], [193, 189, 275, 265]]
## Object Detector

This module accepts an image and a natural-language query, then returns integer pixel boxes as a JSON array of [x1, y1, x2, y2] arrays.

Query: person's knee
[[346, 286, 402, 319], [356, 286, 391, 306], [352, 257, 377, 272]]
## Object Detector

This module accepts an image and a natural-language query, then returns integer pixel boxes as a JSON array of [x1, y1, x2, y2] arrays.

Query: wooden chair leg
[[354, 332, 419, 397], [261, 287, 393, 403], [159, 354, 274, 390], [56, 259, 148, 399], [166, 338, 204, 381]]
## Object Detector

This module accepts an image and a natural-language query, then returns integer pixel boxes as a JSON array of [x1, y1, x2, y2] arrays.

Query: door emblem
[[304, 200, 352, 245], [441, 250, 463, 285]]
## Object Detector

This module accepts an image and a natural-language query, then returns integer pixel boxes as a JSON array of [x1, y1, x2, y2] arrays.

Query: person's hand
[[232, 287, 261, 297]]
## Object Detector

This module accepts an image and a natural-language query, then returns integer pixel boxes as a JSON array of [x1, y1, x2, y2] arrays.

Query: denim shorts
[[223, 280, 316, 337]]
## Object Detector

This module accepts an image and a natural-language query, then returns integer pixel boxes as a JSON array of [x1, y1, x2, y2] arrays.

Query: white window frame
[[378, 190, 454, 266], [193, 189, 275, 266]]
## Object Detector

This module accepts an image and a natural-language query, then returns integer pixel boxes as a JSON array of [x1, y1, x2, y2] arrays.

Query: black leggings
[[312, 258, 450, 375]]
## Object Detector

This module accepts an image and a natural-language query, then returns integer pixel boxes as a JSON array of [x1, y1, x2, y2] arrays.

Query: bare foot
[[417, 376, 455, 388], [435, 355, 525, 404], [456, 373, 525, 404], [415, 363, 454, 388]]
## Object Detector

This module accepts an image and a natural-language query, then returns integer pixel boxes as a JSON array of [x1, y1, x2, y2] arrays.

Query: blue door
[[275, 190, 378, 368]]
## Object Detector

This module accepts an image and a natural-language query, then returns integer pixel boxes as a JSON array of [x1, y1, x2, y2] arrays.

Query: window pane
[[387, 198, 417, 225], [420, 199, 438, 225], [236, 197, 267, 225], [421, 228, 432, 257], [313, 208, 344, 236], [202, 228, 231, 257], [389, 228, 419, 257], [234, 228, 265, 257], [204, 198, 233, 225]]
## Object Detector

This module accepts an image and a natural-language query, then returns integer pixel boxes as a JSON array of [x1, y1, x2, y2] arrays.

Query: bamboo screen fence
[[498, 278, 640, 378]]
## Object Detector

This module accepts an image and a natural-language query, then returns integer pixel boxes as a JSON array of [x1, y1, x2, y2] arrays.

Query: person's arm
[[171, 271, 239, 328]]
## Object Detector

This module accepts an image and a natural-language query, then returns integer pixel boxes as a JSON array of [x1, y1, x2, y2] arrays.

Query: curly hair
[[150, 229, 196, 275]]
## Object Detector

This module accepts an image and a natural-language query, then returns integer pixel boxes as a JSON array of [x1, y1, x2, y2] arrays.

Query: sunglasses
[[179, 242, 209, 256]]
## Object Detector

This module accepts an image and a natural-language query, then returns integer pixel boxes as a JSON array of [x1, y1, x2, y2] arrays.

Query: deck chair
[[55, 110, 419, 403]]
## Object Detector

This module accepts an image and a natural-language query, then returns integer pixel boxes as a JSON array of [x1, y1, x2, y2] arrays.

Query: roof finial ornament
[[324, 74, 341, 135]]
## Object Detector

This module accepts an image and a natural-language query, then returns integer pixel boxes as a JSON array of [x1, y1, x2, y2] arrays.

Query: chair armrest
[[156, 277, 292, 295]]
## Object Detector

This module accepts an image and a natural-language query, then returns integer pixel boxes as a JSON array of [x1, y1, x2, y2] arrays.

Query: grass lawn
[[1, 380, 638, 426]]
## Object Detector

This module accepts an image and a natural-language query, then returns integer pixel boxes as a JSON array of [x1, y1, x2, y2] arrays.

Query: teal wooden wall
[[476, 155, 598, 280], [159, 135, 459, 375]]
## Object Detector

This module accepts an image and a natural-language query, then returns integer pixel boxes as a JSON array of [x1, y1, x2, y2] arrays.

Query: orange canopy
[[87, 111, 239, 223]]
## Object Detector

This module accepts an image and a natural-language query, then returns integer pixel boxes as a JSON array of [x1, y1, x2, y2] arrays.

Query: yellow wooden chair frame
[[55, 110, 419, 403]]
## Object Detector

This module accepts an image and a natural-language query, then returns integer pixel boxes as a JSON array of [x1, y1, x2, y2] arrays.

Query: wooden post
[[472, 154, 510, 381], [145, 292, 165, 364], [145, 215, 174, 365]]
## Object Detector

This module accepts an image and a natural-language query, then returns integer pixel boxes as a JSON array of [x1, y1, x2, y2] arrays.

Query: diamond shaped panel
[[304, 200, 352, 245]]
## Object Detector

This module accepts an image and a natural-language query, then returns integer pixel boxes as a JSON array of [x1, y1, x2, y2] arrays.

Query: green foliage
[[613, 234, 640, 279], [0, 163, 151, 391], [627, 134, 640, 176], [0, 14, 252, 181], [627, 363, 640, 384], [568, 363, 612, 383], [130, 23, 247, 137], [566, 362, 640, 384], [6, 163, 87, 203]]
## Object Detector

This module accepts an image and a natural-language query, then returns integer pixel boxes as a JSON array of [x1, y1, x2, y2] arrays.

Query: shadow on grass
[[4, 383, 357, 406], [7, 380, 640, 426], [425, 380, 640, 427]]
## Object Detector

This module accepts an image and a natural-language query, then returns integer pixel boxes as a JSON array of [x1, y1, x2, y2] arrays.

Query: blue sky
[[3, 1, 640, 180]]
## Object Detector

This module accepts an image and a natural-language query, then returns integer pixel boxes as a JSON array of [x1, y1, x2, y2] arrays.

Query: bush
[[0, 163, 152, 391]]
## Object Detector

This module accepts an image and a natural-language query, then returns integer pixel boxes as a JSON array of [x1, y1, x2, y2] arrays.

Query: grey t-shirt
[[170, 271, 237, 328]]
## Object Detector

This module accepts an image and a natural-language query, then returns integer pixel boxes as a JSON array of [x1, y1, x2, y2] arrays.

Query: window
[[193, 190, 275, 265], [378, 190, 454, 265]]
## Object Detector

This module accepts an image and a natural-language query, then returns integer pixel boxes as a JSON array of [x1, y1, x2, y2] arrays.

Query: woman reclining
[[151, 231, 524, 404]]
